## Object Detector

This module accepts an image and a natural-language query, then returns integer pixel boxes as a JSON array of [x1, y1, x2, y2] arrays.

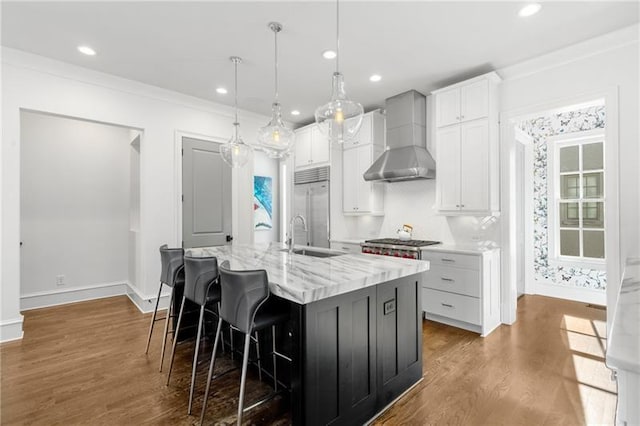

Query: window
[[548, 130, 605, 267]]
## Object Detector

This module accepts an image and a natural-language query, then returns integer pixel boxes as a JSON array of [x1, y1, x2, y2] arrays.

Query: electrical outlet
[[56, 275, 65, 286]]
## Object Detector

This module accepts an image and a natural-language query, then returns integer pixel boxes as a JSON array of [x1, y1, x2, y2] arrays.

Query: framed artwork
[[253, 176, 273, 230]]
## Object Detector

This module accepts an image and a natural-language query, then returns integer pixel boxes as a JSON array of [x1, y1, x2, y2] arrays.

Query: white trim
[[534, 281, 606, 306], [126, 282, 170, 314], [20, 281, 129, 311], [500, 87, 620, 325], [499, 24, 638, 82], [547, 129, 606, 265], [0, 317, 24, 343]]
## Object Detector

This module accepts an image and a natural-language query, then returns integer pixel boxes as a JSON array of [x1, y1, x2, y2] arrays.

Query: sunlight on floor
[[562, 314, 617, 425]]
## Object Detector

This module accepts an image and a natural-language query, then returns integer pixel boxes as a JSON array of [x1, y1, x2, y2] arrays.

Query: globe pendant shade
[[257, 102, 295, 158], [221, 136, 252, 168], [315, 72, 363, 143]]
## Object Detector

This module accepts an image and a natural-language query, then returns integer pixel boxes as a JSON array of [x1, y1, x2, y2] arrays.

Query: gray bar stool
[[200, 261, 290, 426], [145, 244, 184, 372], [166, 255, 221, 415]]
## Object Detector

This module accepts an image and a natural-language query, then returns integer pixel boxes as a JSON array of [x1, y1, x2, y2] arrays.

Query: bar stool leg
[[254, 331, 262, 382], [158, 286, 175, 371], [145, 282, 163, 354], [271, 325, 278, 392], [199, 317, 223, 426], [230, 325, 235, 360], [237, 333, 252, 426], [166, 296, 186, 386], [188, 306, 206, 415]]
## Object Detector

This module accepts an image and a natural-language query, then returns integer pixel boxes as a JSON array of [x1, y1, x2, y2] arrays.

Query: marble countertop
[[607, 258, 640, 373], [186, 243, 430, 305], [421, 243, 500, 255]]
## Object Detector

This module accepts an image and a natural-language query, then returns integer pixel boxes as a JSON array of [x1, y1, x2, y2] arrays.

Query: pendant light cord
[[233, 57, 239, 138], [274, 28, 279, 103], [336, 0, 340, 73]]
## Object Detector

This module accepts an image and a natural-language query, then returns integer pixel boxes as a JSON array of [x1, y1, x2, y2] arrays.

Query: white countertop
[[421, 243, 500, 255], [607, 258, 640, 373], [186, 243, 430, 305]]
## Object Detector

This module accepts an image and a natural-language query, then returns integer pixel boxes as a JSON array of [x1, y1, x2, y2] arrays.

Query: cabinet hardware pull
[[442, 258, 455, 262], [441, 303, 454, 308], [456, 204, 460, 207], [441, 277, 454, 282], [461, 204, 465, 208], [461, 115, 465, 119]]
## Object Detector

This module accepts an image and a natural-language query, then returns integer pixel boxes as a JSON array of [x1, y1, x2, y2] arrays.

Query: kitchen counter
[[608, 258, 640, 373], [187, 242, 427, 425], [422, 243, 500, 255], [187, 242, 429, 304]]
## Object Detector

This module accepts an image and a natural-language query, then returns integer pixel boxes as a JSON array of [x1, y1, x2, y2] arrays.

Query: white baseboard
[[20, 281, 129, 311], [126, 282, 171, 314], [0, 316, 24, 343], [534, 281, 606, 305]]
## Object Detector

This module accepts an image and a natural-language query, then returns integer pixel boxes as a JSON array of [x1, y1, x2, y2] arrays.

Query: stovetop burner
[[364, 238, 441, 247]]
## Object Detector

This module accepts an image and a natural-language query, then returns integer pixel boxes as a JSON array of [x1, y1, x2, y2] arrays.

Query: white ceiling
[[2, 1, 638, 125]]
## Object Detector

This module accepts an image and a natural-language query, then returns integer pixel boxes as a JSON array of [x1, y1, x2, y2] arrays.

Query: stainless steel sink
[[281, 248, 344, 258]]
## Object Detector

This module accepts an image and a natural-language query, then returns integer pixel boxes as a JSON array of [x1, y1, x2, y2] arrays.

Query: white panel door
[[435, 88, 460, 128], [294, 128, 312, 168], [343, 113, 371, 148], [460, 120, 489, 211], [436, 126, 461, 211], [356, 145, 372, 212], [342, 146, 358, 212], [460, 80, 489, 123], [310, 125, 330, 165], [182, 137, 232, 248]]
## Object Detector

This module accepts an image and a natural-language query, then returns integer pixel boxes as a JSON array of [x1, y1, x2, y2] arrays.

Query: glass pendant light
[[257, 22, 295, 159], [221, 56, 252, 168], [314, 0, 364, 143]]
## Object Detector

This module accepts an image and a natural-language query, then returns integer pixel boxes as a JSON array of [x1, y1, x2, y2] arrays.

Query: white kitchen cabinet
[[294, 124, 330, 170], [435, 78, 489, 128], [329, 241, 362, 253], [432, 72, 501, 215], [421, 247, 501, 337], [341, 110, 384, 215], [342, 144, 384, 215]]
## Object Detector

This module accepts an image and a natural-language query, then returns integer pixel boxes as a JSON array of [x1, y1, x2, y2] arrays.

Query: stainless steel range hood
[[363, 90, 435, 182]]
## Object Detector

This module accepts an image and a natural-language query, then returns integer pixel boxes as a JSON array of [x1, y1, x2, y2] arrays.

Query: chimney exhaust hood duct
[[363, 90, 435, 182]]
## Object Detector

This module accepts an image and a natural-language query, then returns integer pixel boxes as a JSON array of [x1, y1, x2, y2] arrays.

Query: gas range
[[360, 238, 441, 260]]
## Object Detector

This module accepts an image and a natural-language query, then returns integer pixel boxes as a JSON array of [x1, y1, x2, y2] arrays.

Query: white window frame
[[547, 128, 606, 270]]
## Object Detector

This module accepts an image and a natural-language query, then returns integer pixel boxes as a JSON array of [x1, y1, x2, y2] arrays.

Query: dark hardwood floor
[[1, 295, 615, 425]]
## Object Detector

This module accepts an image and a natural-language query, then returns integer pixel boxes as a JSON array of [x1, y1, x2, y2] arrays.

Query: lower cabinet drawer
[[330, 242, 362, 253], [422, 288, 481, 326], [424, 265, 480, 297]]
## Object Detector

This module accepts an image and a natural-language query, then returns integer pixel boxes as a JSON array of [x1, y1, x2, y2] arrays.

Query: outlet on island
[[56, 275, 65, 286]]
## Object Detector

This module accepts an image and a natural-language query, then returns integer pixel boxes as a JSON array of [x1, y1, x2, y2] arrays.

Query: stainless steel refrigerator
[[293, 166, 330, 248]]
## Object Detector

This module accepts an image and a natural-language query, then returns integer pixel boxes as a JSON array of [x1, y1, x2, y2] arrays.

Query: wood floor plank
[[1, 295, 615, 425]]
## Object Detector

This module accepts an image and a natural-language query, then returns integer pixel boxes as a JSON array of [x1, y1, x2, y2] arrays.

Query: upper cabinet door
[[460, 120, 489, 211], [356, 145, 373, 212], [435, 88, 461, 128], [294, 128, 312, 168], [343, 113, 372, 149], [435, 126, 462, 211], [311, 126, 330, 165], [342, 146, 358, 212], [460, 80, 489, 123]]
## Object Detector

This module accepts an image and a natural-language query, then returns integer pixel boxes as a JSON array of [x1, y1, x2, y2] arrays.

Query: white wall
[[1, 47, 270, 340], [253, 151, 280, 244], [20, 112, 131, 301], [499, 25, 638, 323]]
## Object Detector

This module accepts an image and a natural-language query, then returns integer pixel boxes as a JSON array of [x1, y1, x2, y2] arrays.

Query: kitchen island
[[187, 242, 429, 426]]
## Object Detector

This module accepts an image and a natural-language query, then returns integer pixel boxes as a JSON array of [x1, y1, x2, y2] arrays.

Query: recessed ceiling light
[[518, 3, 541, 17], [77, 45, 96, 56], [322, 50, 337, 59], [291, 110, 301, 116], [369, 74, 382, 82], [216, 87, 228, 95]]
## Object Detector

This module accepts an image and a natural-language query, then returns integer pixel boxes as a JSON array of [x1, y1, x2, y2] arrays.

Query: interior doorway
[[20, 110, 141, 310]]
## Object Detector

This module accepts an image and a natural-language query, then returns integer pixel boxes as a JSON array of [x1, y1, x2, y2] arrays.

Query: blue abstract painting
[[253, 176, 273, 230]]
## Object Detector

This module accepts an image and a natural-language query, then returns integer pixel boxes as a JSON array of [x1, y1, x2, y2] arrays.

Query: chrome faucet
[[287, 214, 308, 254]]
